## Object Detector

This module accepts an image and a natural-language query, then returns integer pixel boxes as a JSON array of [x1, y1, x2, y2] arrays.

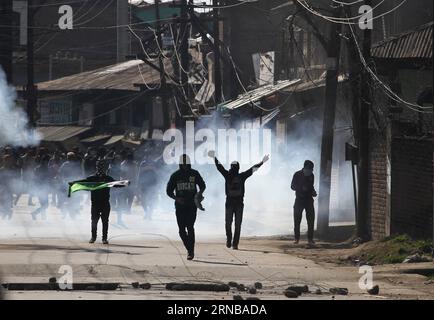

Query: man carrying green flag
[[69, 160, 129, 244]]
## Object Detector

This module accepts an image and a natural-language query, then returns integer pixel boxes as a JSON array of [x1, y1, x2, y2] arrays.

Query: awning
[[260, 109, 280, 127], [218, 79, 301, 111], [283, 74, 348, 93], [104, 135, 124, 146], [36, 126, 91, 142], [372, 22, 433, 60], [81, 134, 111, 144]]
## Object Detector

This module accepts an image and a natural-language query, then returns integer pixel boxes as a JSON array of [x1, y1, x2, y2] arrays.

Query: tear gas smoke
[[0, 111, 355, 242], [0, 67, 40, 147]]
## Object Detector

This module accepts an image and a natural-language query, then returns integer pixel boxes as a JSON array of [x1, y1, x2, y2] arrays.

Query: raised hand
[[262, 154, 270, 163]]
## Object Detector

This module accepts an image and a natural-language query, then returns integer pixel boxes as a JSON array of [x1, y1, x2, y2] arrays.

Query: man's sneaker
[[89, 238, 96, 244], [294, 240, 299, 245], [232, 245, 238, 250], [187, 252, 194, 260], [226, 240, 231, 248], [102, 239, 109, 245]]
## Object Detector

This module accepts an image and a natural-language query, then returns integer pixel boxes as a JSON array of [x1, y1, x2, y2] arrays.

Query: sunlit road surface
[[0, 197, 432, 300]]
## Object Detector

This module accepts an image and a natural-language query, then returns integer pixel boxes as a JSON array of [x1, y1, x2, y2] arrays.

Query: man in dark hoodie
[[166, 154, 206, 260], [291, 160, 317, 245], [209, 151, 269, 250]]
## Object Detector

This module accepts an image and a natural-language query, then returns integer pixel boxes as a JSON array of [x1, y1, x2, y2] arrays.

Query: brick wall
[[368, 130, 389, 240], [391, 137, 433, 239]]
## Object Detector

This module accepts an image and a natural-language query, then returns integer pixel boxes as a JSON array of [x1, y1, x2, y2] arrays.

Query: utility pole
[[180, 0, 190, 116], [26, 4, 37, 128], [316, 6, 343, 236], [0, 0, 13, 82], [213, 0, 222, 103], [117, 0, 129, 62], [155, 0, 170, 129], [357, 0, 372, 241]]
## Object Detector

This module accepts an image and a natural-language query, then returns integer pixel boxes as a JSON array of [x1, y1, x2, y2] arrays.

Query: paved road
[[0, 237, 375, 300], [0, 197, 432, 300]]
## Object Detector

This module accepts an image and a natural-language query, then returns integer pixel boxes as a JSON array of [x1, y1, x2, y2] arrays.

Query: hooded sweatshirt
[[214, 158, 264, 203], [166, 164, 206, 205], [291, 169, 316, 200]]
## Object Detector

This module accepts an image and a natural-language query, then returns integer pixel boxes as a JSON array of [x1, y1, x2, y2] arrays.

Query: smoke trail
[[0, 67, 40, 147]]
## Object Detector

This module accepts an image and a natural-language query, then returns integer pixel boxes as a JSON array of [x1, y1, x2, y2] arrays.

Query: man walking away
[[291, 160, 317, 245], [166, 155, 206, 260], [209, 151, 269, 250]]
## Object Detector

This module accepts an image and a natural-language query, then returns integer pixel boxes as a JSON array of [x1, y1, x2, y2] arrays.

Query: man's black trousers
[[225, 201, 244, 248], [293, 198, 315, 241], [91, 201, 111, 240], [175, 203, 197, 254]]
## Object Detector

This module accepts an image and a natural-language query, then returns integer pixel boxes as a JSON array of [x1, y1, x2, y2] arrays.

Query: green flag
[[68, 180, 129, 197]]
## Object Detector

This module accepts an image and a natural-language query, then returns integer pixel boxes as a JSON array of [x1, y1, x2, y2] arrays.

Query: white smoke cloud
[[0, 108, 355, 241], [0, 67, 40, 147]]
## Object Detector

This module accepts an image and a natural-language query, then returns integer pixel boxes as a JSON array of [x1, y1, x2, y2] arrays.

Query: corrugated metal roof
[[282, 74, 348, 93], [372, 22, 433, 60], [37, 59, 173, 92], [36, 126, 91, 142], [219, 79, 301, 111]]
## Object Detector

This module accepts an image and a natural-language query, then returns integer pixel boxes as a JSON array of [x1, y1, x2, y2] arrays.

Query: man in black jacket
[[209, 151, 269, 250], [291, 160, 317, 245], [166, 154, 206, 260]]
